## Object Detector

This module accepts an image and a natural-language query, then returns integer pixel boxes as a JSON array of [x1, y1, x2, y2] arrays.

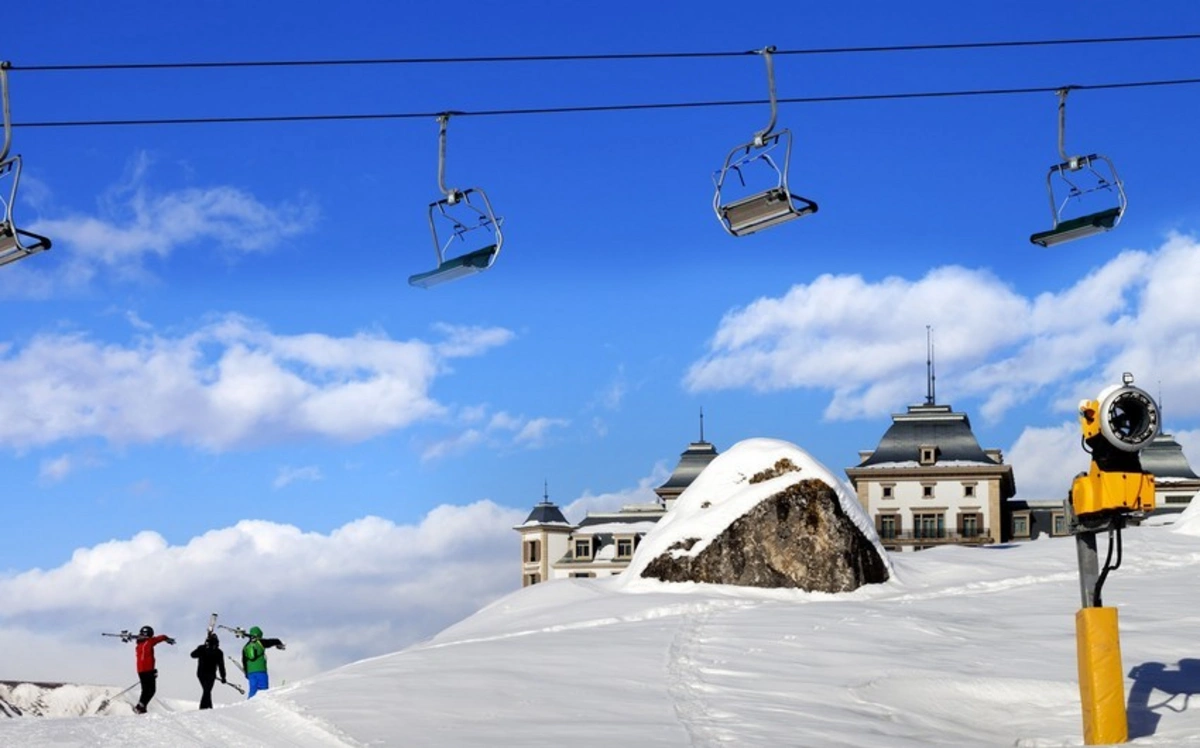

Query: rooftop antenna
[[925, 326, 937, 406], [699, 407, 705, 443], [1158, 379, 1164, 433], [543, 479, 549, 503]]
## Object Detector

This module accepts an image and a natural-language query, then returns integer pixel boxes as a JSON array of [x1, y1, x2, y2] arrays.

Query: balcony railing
[[877, 530, 993, 546]]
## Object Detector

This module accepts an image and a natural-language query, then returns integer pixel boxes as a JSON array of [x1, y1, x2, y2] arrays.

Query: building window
[[1052, 512, 1066, 536], [878, 514, 898, 540], [1165, 494, 1194, 505], [574, 538, 592, 559], [523, 539, 541, 563], [913, 512, 945, 539], [922, 484, 935, 498], [919, 446, 937, 466], [523, 574, 540, 587], [616, 538, 634, 558], [960, 513, 982, 538], [881, 485, 894, 499], [963, 483, 976, 498], [569, 572, 594, 578], [1012, 514, 1030, 538]]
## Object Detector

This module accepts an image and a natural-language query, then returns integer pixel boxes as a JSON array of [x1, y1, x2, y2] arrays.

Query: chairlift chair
[[1030, 88, 1126, 248], [408, 114, 502, 289], [713, 46, 817, 237], [0, 63, 51, 266]]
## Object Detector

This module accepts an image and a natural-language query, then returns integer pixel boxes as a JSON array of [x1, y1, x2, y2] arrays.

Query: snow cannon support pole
[[1067, 374, 1160, 745]]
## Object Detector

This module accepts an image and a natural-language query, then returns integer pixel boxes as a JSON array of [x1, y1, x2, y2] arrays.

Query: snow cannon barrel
[[1070, 373, 1159, 520]]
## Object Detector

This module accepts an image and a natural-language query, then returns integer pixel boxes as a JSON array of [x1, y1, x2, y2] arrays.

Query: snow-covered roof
[[571, 521, 660, 536], [851, 459, 1000, 469], [855, 404, 999, 467]]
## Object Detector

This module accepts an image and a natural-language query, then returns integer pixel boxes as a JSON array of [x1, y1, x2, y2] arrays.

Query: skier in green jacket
[[241, 626, 285, 698]]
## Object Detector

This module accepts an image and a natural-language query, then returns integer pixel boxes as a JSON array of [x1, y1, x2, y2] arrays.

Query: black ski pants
[[198, 675, 215, 709], [137, 669, 157, 709]]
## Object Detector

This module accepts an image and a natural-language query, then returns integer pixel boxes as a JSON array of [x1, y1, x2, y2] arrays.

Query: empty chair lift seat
[[1030, 206, 1122, 248], [719, 188, 818, 237], [408, 244, 498, 289]]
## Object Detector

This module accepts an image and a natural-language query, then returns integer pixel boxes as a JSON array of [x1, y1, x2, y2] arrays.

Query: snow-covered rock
[[622, 438, 891, 591]]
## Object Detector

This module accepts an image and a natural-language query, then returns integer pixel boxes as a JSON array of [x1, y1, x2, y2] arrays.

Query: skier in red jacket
[[133, 625, 175, 714]]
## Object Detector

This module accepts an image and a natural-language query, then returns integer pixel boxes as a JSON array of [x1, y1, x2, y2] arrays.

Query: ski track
[[665, 601, 752, 747]]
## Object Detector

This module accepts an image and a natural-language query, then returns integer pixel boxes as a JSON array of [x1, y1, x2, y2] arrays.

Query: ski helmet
[[249, 626, 263, 638], [139, 625, 154, 638]]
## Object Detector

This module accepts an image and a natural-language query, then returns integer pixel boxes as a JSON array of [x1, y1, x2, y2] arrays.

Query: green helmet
[[249, 626, 263, 638]]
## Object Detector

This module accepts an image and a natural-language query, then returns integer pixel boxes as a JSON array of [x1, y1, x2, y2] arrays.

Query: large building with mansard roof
[[844, 395, 1015, 553]]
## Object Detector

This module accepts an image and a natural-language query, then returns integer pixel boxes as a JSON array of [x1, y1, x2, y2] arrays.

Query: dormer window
[[919, 445, 937, 466], [616, 537, 634, 559], [574, 537, 592, 559]]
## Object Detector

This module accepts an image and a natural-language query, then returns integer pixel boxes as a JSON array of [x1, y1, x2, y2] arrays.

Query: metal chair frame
[[1030, 88, 1126, 248], [712, 46, 817, 236], [0, 62, 51, 266], [408, 114, 503, 289]]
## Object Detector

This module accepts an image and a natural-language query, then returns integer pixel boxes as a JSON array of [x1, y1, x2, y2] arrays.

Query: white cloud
[[562, 463, 670, 521], [1005, 422, 1089, 500], [0, 314, 516, 451], [273, 465, 323, 490], [421, 410, 570, 461], [6, 154, 317, 296], [38, 454, 75, 484], [432, 323, 517, 358], [0, 501, 527, 698], [686, 234, 1200, 424], [513, 417, 571, 447], [1176, 429, 1200, 474]]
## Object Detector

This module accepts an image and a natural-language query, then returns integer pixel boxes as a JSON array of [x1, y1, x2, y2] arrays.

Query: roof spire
[[699, 407, 705, 443], [1158, 379, 1164, 432], [925, 325, 937, 406], [543, 479, 549, 503]]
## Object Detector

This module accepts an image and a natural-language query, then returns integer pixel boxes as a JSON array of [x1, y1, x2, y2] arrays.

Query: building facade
[[845, 401, 1015, 552]]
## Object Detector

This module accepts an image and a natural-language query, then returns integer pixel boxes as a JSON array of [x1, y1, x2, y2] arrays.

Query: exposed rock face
[[640, 478, 889, 592]]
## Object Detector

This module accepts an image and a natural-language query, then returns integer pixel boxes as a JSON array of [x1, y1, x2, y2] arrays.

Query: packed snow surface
[[3, 518, 1199, 746], [3, 439, 1199, 746]]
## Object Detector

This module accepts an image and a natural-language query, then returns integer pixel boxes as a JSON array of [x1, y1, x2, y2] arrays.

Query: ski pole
[[96, 680, 140, 714]]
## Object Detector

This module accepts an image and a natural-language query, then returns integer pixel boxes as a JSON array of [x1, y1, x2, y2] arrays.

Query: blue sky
[[2, 0, 1200, 685]]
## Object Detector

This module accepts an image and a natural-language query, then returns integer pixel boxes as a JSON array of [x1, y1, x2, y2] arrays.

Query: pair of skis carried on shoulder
[[207, 613, 246, 694]]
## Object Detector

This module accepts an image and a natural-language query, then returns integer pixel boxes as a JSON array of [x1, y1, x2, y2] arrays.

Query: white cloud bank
[[0, 315, 514, 450], [686, 233, 1200, 424], [0, 501, 526, 698], [0, 462, 668, 701]]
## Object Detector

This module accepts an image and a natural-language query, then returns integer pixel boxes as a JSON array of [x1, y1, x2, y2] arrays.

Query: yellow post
[[1076, 607, 1128, 745]]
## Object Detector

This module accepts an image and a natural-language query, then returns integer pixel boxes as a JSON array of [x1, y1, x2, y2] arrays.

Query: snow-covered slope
[[0, 682, 132, 717], [4, 494, 1200, 745]]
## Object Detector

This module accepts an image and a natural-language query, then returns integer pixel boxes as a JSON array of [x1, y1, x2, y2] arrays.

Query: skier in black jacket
[[190, 633, 227, 709]]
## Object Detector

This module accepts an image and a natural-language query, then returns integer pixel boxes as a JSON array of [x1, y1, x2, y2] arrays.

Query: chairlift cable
[[13, 75, 1200, 129], [9, 33, 1200, 72]]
